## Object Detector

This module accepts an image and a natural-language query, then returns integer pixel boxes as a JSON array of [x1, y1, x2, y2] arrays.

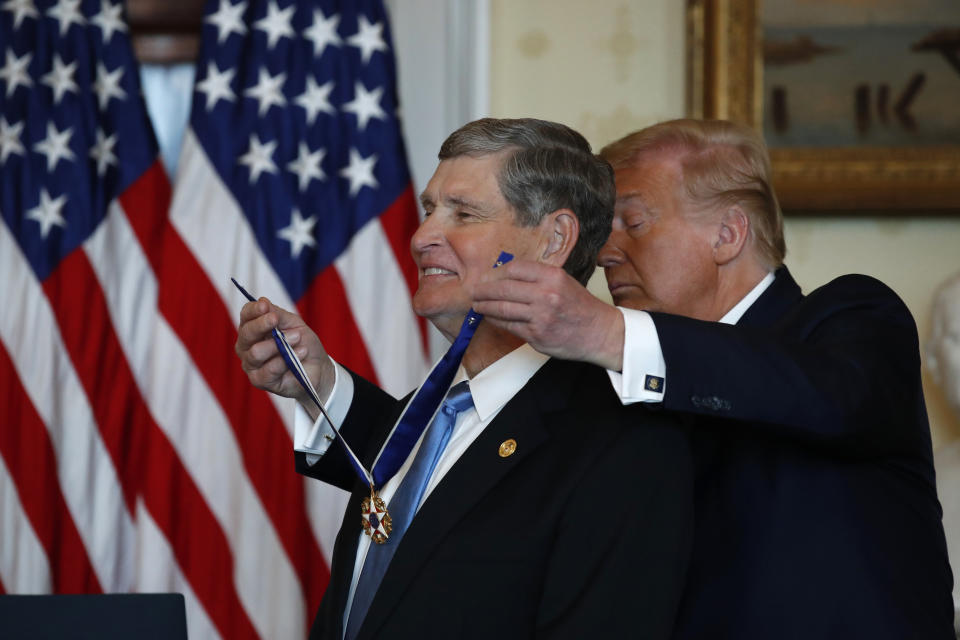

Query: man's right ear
[[713, 206, 750, 265], [540, 209, 579, 267]]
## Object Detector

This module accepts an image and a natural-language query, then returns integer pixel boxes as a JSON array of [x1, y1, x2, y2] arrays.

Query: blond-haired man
[[473, 118, 954, 639]]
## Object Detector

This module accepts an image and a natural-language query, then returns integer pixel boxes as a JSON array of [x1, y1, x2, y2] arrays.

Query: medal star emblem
[[361, 491, 393, 544]]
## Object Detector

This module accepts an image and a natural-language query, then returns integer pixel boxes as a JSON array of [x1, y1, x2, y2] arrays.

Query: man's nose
[[597, 231, 626, 268], [410, 212, 442, 254]]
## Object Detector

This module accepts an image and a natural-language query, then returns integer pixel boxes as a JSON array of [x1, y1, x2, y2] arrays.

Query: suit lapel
[[357, 359, 584, 639], [323, 487, 366, 638]]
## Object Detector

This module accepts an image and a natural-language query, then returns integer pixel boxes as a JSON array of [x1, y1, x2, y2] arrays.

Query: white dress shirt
[[293, 344, 550, 632], [608, 272, 775, 404]]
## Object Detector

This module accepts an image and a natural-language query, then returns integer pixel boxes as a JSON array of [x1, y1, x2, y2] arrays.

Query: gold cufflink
[[498, 439, 517, 458]]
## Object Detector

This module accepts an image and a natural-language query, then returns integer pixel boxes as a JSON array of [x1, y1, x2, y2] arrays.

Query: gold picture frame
[[686, 0, 960, 214]]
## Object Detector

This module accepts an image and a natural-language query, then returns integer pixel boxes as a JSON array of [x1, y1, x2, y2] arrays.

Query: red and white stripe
[[0, 131, 426, 638], [1, 104, 428, 640]]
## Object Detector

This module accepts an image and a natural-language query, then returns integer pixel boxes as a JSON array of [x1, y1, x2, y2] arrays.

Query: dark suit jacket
[[297, 357, 694, 640], [650, 267, 954, 639]]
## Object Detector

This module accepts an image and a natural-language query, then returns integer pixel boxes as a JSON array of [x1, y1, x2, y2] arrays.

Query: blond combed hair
[[601, 119, 785, 268]]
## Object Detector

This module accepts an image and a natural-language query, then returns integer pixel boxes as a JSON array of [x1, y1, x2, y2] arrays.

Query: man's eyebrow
[[616, 191, 660, 218], [418, 193, 486, 210], [616, 191, 645, 204], [616, 192, 650, 211], [444, 194, 487, 211]]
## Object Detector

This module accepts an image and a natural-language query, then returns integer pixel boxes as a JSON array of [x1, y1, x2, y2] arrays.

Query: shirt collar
[[452, 343, 550, 423], [719, 271, 776, 325]]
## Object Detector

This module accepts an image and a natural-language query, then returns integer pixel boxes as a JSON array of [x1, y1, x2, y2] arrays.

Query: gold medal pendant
[[361, 487, 392, 544]]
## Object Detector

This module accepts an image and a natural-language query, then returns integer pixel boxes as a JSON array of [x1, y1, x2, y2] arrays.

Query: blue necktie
[[345, 380, 474, 639]]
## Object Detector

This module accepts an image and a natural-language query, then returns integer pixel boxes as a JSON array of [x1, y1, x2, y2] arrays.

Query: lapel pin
[[498, 438, 517, 458]]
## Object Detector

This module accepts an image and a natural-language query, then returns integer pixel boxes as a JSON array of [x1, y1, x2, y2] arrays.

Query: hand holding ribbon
[[232, 250, 514, 542]]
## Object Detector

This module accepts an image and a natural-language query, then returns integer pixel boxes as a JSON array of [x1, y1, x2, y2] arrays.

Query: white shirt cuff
[[294, 358, 354, 465], [606, 307, 667, 404]]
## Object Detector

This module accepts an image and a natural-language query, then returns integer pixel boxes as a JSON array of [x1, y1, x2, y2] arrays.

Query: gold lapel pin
[[498, 438, 517, 458]]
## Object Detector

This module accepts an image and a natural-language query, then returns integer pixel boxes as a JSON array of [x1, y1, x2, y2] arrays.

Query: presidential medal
[[361, 487, 392, 544]]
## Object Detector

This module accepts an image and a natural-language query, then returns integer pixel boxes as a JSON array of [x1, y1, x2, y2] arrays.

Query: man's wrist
[[588, 304, 625, 371], [300, 356, 337, 421]]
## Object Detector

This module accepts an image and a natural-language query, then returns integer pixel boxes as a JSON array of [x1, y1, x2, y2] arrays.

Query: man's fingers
[[246, 352, 292, 389], [237, 299, 277, 348], [499, 258, 552, 282], [476, 258, 548, 286], [239, 297, 301, 332], [472, 299, 532, 323], [240, 335, 280, 369], [238, 297, 271, 323], [236, 310, 278, 350], [273, 303, 305, 331], [472, 277, 540, 305]]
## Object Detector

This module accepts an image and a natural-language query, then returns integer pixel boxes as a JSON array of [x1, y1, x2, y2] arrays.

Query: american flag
[[0, 0, 428, 637]]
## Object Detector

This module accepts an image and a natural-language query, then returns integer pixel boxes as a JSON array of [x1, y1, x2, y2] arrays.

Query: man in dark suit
[[235, 118, 694, 639], [472, 118, 955, 638]]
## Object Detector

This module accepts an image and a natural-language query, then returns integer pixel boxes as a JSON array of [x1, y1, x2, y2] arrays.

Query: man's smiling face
[[412, 151, 542, 339]]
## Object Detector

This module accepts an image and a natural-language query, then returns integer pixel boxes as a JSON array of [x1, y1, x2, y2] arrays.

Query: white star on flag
[[33, 121, 75, 171], [342, 81, 386, 131], [276, 208, 318, 258], [294, 76, 334, 125], [90, 0, 127, 43], [238, 134, 278, 183], [254, 0, 295, 49], [205, 0, 247, 44], [339, 148, 378, 196], [89, 128, 118, 176], [93, 62, 126, 109], [195, 62, 236, 111], [0, 49, 32, 97], [304, 9, 341, 58], [26, 188, 68, 238], [287, 142, 326, 191], [46, 0, 85, 36], [347, 15, 387, 64], [2, 0, 39, 28], [41, 54, 78, 104], [0, 116, 25, 163], [244, 67, 286, 116]]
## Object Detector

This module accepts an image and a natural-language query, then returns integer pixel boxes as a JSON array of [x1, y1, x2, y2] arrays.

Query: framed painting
[[686, 0, 960, 214]]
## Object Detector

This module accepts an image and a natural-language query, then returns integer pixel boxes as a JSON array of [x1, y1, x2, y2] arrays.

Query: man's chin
[[413, 303, 469, 332], [612, 292, 653, 312]]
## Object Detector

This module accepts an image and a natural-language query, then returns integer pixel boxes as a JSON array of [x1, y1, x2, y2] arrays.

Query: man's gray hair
[[438, 118, 614, 285]]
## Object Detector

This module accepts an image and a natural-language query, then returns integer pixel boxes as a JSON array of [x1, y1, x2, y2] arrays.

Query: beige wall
[[489, 0, 960, 450], [489, 0, 685, 142]]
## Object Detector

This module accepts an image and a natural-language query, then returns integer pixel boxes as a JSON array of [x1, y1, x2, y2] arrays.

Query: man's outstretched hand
[[235, 297, 335, 416], [471, 259, 625, 371]]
